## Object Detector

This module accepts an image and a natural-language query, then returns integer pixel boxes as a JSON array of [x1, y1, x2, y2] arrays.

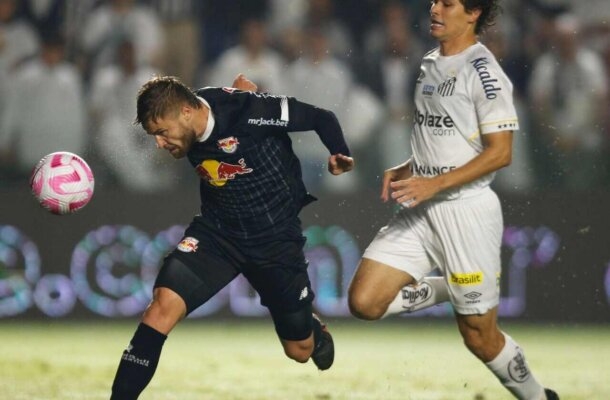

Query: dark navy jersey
[[187, 87, 350, 241]]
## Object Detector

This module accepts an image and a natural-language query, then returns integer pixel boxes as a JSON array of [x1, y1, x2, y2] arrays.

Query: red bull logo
[[217, 136, 239, 153], [177, 237, 199, 253], [196, 158, 253, 187]]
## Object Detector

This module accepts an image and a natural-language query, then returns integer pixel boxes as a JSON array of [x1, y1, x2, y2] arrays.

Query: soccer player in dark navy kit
[[109, 74, 354, 399]]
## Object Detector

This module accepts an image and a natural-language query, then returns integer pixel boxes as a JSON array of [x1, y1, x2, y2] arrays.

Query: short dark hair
[[135, 76, 201, 129], [461, 0, 502, 34]]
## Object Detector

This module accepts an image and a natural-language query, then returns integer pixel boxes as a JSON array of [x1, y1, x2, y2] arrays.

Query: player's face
[[147, 109, 197, 159], [429, 0, 478, 43]]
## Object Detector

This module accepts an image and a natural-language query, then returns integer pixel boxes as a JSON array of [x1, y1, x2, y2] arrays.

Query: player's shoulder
[[195, 86, 244, 98], [465, 43, 505, 74], [422, 47, 441, 62], [465, 43, 514, 97], [195, 86, 253, 108]]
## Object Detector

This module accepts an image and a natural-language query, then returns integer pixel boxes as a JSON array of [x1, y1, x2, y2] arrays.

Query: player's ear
[[468, 7, 482, 24], [181, 104, 193, 121]]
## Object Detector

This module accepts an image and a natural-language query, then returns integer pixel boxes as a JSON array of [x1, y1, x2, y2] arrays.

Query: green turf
[[0, 319, 607, 400]]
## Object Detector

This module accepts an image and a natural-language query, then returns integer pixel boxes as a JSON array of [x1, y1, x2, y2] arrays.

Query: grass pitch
[[0, 319, 608, 400]]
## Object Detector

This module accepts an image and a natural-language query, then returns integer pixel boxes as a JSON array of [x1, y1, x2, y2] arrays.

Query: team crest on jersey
[[422, 84, 435, 96], [177, 237, 199, 253], [437, 77, 456, 97], [217, 136, 239, 153]]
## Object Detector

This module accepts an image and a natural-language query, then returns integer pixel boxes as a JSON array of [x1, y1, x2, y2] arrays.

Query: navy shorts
[[154, 217, 315, 315]]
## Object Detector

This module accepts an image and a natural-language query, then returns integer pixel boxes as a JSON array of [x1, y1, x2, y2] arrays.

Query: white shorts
[[363, 187, 502, 315]]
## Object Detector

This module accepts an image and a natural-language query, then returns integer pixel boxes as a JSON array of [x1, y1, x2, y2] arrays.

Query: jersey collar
[[197, 96, 215, 142]]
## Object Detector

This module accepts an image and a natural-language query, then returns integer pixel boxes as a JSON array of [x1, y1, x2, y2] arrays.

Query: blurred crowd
[[0, 0, 608, 194]]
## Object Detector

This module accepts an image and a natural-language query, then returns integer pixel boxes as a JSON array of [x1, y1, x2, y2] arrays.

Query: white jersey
[[411, 42, 518, 200]]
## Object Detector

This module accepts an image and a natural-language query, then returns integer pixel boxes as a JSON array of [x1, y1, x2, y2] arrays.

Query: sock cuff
[[485, 332, 515, 370], [133, 323, 168, 348]]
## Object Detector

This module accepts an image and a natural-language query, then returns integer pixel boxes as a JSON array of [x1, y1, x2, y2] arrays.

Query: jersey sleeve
[[240, 90, 350, 156], [237, 90, 292, 131], [286, 98, 350, 156], [469, 57, 519, 134]]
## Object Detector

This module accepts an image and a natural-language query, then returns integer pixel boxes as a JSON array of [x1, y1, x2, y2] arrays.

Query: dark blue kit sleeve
[[287, 98, 351, 157]]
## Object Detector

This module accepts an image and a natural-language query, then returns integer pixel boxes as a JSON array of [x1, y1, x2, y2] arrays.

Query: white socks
[[485, 332, 546, 400], [383, 278, 548, 399], [382, 276, 449, 318]]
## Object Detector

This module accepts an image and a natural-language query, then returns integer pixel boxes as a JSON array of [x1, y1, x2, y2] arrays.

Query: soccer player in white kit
[[348, 1, 559, 399]]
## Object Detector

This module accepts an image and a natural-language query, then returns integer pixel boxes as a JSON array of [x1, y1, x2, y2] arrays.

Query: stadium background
[[1, 188, 610, 322], [0, 1, 609, 399], [1, 0, 608, 322]]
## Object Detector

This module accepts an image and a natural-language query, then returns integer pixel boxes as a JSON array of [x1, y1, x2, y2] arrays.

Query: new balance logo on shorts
[[400, 282, 432, 311], [299, 287, 308, 301]]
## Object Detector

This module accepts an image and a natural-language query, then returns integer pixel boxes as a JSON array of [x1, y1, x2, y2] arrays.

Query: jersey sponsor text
[[247, 117, 288, 127], [415, 108, 456, 136], [401, 282, 432, 309], [471, 57, 502, 99], [449, 272, 483, 286], [411, 162, 456, 176]]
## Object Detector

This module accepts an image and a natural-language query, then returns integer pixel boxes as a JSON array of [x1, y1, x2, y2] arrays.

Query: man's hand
[[232, 73, 258, 92], [328, 154, 354, 175], [385, 131, 512, 207], [389, 176, 441, 208], [380, 161, 412, 202]]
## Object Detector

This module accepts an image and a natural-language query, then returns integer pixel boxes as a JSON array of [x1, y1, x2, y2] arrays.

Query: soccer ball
[[29, 151, 95, 215]]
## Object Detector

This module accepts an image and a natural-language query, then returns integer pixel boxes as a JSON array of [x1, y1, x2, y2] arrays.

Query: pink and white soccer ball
[[29, 151, 95, 215]]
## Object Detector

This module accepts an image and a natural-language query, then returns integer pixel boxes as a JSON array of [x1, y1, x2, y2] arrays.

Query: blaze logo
[[196, 158, 253, 187], [217, 137, 239, 153]]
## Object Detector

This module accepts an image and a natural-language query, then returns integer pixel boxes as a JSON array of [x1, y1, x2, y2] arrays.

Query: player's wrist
[[433, 174, 450, 193]]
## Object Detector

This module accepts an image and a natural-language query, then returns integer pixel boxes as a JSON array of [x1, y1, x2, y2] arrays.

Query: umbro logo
[[464, 291, 482, 300], [299, 287, 309, 301], [464, 291, 482, 304]]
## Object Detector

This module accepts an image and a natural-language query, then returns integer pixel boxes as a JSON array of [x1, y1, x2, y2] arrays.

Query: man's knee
[[347, 288, 385, 320], [461, 330, 504, 361], [283, 340, 313, 363], [348, 259, 413, 321], [271, 306, 315, 362], [142, 287, 187, 334]]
